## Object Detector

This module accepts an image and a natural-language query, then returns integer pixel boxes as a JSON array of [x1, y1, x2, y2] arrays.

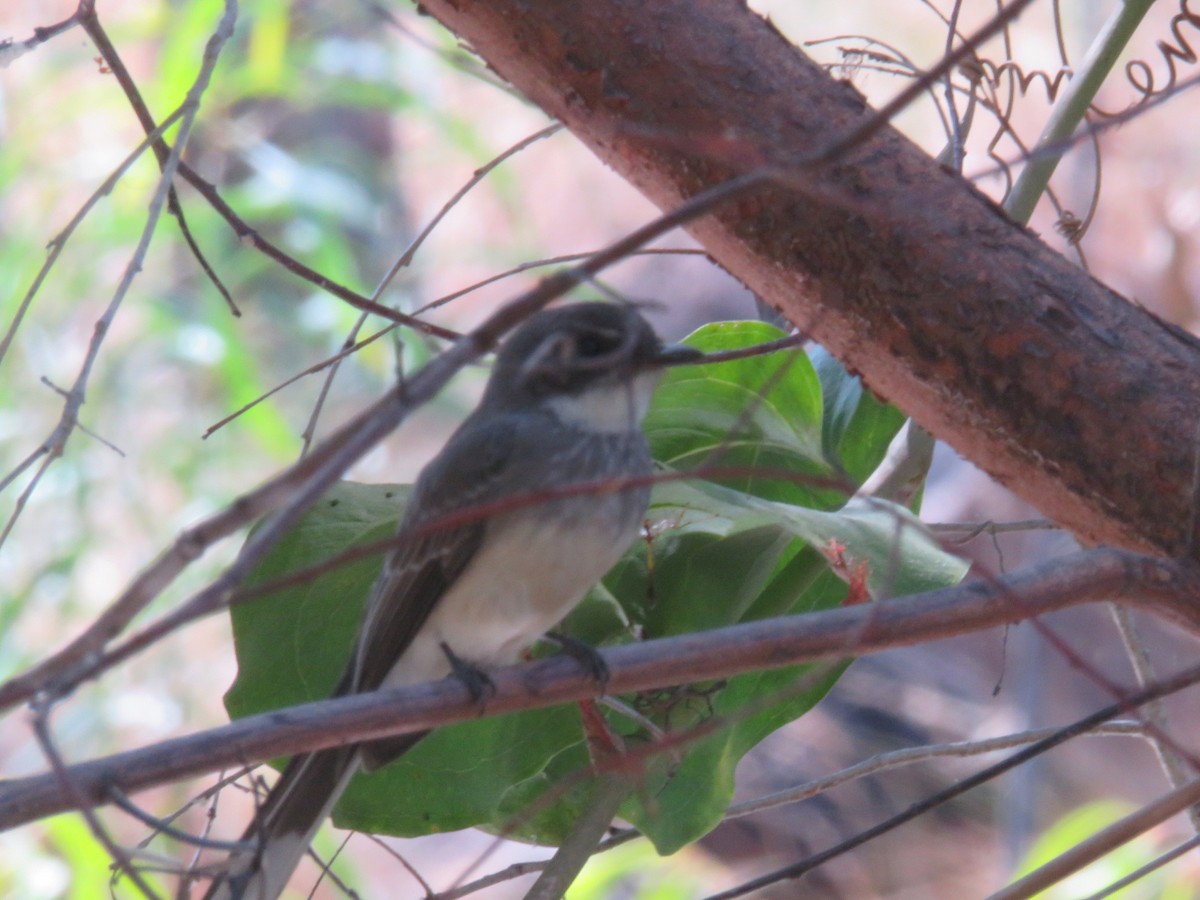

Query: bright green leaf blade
[[336, 706, 586, 839], [811, 345, 907, 483], [606, 518, 863, 852], [651, 479, 966, 599], [224, 482, 407, 718], [605, 475, 965, 850], [646, 321, 839, 508], [607, 526, 798, 637], [625, 656, 848, 854]]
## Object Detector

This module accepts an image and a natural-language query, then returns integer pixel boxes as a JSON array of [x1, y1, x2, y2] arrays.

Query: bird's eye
[[575, 330, 618, 358]]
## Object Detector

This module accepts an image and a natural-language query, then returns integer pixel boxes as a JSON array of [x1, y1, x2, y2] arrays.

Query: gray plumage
[[202, 303, 698, 900]]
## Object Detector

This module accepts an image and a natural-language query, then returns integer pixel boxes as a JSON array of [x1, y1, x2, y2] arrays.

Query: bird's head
[[484, 302, 702, 428]]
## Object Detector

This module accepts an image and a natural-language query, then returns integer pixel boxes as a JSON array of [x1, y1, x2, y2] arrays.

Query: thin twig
[[106, 785, 253, 853], [31, 699, 162, 899], [360, 832, 435, 897], [0, 101, 188, 485], [989, 777, 1200, 900], [1109, 604, 1200, 832], [523, 773, 633, 900], [81, 0, 457, 339], [202, 322, 399, 440], [175, 155, 461, 338], [0, 7, 83, 66], [725, 721, 1146, 820], [1078, 832, 1200, 900], [204, 248, 705, 440], [299, 123, 563, 454], [78, 0, 239, 315], [306, 832, 360, 900], [704, 665, 1200, 899], [1033, 613, 1200, 769], [927, 518, 1059, 539], [433, 856, 563, 900], [411, 248, 706, 316]]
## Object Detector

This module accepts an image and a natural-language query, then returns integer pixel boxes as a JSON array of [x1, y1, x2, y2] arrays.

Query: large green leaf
[[644, 321, 839, 509], [648, 479, 965, 601], [223, 320, 965, 853], [225, 482, 406, 717]]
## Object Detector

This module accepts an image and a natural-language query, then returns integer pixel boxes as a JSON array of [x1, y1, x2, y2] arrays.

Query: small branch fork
[[3, 546, 1199, 832]]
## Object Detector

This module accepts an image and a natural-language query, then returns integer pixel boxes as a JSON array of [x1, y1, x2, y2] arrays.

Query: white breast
[[381, 510, 637, 689]]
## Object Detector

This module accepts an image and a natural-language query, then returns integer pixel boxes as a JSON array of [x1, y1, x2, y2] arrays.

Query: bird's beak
[[653, 342, 705, 368]]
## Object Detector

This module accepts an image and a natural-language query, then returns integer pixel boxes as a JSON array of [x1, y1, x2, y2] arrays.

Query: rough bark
[[416, 0, 1200, 557]]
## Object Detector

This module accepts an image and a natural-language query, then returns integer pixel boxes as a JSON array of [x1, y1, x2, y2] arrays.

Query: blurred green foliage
[[1016, 801, 1196, 900]]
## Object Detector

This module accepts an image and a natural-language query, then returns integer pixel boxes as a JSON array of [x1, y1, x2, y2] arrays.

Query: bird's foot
[[440, 642, 496, 706], [545, 631, 610, 688]]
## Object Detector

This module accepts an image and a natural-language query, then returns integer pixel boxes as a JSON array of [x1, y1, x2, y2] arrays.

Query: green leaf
[[645, 321, 838, 508], [225, 482, 406, 718], [623, 651, 848, 854], [811, 345, 907, 483], [596, 477, 964, 851], [337, 706, 587, 837], [648, 479, 966, 600]]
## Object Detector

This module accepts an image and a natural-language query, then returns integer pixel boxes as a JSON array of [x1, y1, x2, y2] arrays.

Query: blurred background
[[1, 0, 1199, 896]]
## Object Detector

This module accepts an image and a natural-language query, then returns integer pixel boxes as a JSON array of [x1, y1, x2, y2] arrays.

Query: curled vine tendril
[[1095, 0, 1200, 116], [960, 56, 1073, 105], [805, 0, 1198, 259]]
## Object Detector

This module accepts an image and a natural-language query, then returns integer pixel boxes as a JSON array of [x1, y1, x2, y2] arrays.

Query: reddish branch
[[2, 547, 1198, 832], [416, 0, 1200, 557]]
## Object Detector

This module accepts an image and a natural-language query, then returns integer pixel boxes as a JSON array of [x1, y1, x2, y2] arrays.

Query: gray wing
[[345, 413, 518, 696]]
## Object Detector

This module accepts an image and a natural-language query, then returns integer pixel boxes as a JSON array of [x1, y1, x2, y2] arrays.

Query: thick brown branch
[[2, 547, 1197, 831], [416, 0, 1200, 556]]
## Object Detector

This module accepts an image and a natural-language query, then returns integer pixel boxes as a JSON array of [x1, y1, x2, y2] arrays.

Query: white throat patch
[[545, 370, 661, 433]]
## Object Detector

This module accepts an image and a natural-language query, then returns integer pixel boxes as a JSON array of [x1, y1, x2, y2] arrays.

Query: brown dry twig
[[77, 2, 457, 339], [76, 0, 238, 317]]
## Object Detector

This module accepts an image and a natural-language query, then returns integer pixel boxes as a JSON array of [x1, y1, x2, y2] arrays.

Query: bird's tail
[[201, 744, 361, 900]]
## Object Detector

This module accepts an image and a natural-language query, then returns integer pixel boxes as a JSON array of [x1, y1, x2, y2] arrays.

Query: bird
[[202, 301, 701, 900]]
